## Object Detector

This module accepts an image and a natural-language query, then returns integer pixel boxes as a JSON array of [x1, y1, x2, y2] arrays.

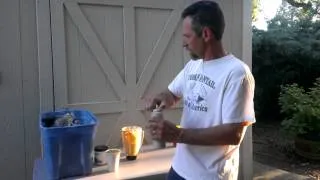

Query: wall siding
[[0, 0, 40, 179], [0, 0, 252, 180]]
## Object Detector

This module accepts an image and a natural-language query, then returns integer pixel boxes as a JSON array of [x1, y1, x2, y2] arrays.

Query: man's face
[[182, 17, 204, 60]]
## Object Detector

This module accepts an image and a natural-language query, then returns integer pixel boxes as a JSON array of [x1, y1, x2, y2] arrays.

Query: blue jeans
[[166, 167, 185, 180]]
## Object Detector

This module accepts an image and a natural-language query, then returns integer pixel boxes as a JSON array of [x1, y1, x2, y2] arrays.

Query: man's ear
[[202, 27, 214, 42]]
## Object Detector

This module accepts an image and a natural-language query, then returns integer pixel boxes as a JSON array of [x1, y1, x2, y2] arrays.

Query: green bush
[[252, 17, 320, 120], [278, 78, 320, 137]]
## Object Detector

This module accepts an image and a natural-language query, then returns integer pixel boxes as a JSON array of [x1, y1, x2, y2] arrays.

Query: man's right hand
[[142, 89, 178, 111]]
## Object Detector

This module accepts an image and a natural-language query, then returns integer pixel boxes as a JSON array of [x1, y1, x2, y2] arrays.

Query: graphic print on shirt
[[184, 74, 216, 112]]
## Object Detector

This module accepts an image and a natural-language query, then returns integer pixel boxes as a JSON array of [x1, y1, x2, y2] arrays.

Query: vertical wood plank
[[37, 0, 54, 112], [231, 0, 243, 59], [0, 0, 26, 179], [51, 0, 68, 108], [123, 6, 136, 89], [123, 6, 138, 115], [241, 0, 253, 68], [238, 0, 253, 180], [22, 0, 41, 179], [65, 12, 83, 103]]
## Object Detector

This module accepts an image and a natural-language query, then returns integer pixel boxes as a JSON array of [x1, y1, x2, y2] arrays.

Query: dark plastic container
[[40, 109, 98, 180]]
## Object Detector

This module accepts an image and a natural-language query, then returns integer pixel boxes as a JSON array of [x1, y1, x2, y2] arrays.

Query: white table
[[34, 147, 175, 180], [74, 148, 175, 180]]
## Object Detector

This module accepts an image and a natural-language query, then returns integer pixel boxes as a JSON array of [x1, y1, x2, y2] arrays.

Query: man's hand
[[148, 119, 181, 142], [143, 94, 167, 111], [142, 89, 179, 111]]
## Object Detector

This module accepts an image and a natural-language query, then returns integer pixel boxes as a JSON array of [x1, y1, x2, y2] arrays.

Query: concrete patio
[[253, 161, 313, 180]]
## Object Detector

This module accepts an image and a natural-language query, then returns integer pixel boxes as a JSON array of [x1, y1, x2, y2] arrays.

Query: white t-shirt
[[168, 54, 255, 180]]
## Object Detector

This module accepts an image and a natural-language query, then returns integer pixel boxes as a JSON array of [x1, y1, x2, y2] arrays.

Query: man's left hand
[[148, 119, 181, 142]]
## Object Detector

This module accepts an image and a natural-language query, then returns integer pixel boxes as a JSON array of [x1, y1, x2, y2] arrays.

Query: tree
[[252, 0, 260, 22], [284, 0, 320, 20], [252, 0, 320, 120]]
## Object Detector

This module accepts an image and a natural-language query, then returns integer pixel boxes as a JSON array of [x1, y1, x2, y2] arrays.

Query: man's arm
[[149, 119, 252, 146], [178, 122, 252, 146]]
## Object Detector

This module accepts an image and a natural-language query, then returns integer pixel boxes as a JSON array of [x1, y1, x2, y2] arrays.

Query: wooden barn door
[[51, 0, 188, 146]]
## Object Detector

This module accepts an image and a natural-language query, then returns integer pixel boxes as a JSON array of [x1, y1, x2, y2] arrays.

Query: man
[[145, 1, 255, 180]]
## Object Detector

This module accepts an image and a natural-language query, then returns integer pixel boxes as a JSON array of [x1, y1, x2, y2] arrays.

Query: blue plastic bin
[[40, 109, 98, 180]]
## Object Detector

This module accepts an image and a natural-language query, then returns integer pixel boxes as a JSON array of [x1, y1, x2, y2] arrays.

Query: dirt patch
[[253, 121, 320, 180]]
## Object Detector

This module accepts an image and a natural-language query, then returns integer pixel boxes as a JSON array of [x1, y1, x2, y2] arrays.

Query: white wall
[[0, 0, 40, 179], [0, 0, 251, 180]]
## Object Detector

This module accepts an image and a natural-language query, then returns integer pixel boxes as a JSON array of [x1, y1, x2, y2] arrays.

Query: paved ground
[[253, 161, 315, 180]]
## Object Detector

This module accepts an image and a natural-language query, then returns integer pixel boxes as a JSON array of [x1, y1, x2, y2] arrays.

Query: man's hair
[[181, 1, 225, 41]]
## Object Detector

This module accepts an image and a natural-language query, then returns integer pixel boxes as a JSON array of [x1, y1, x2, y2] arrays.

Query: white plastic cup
[[106, 148, 121, 172]]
